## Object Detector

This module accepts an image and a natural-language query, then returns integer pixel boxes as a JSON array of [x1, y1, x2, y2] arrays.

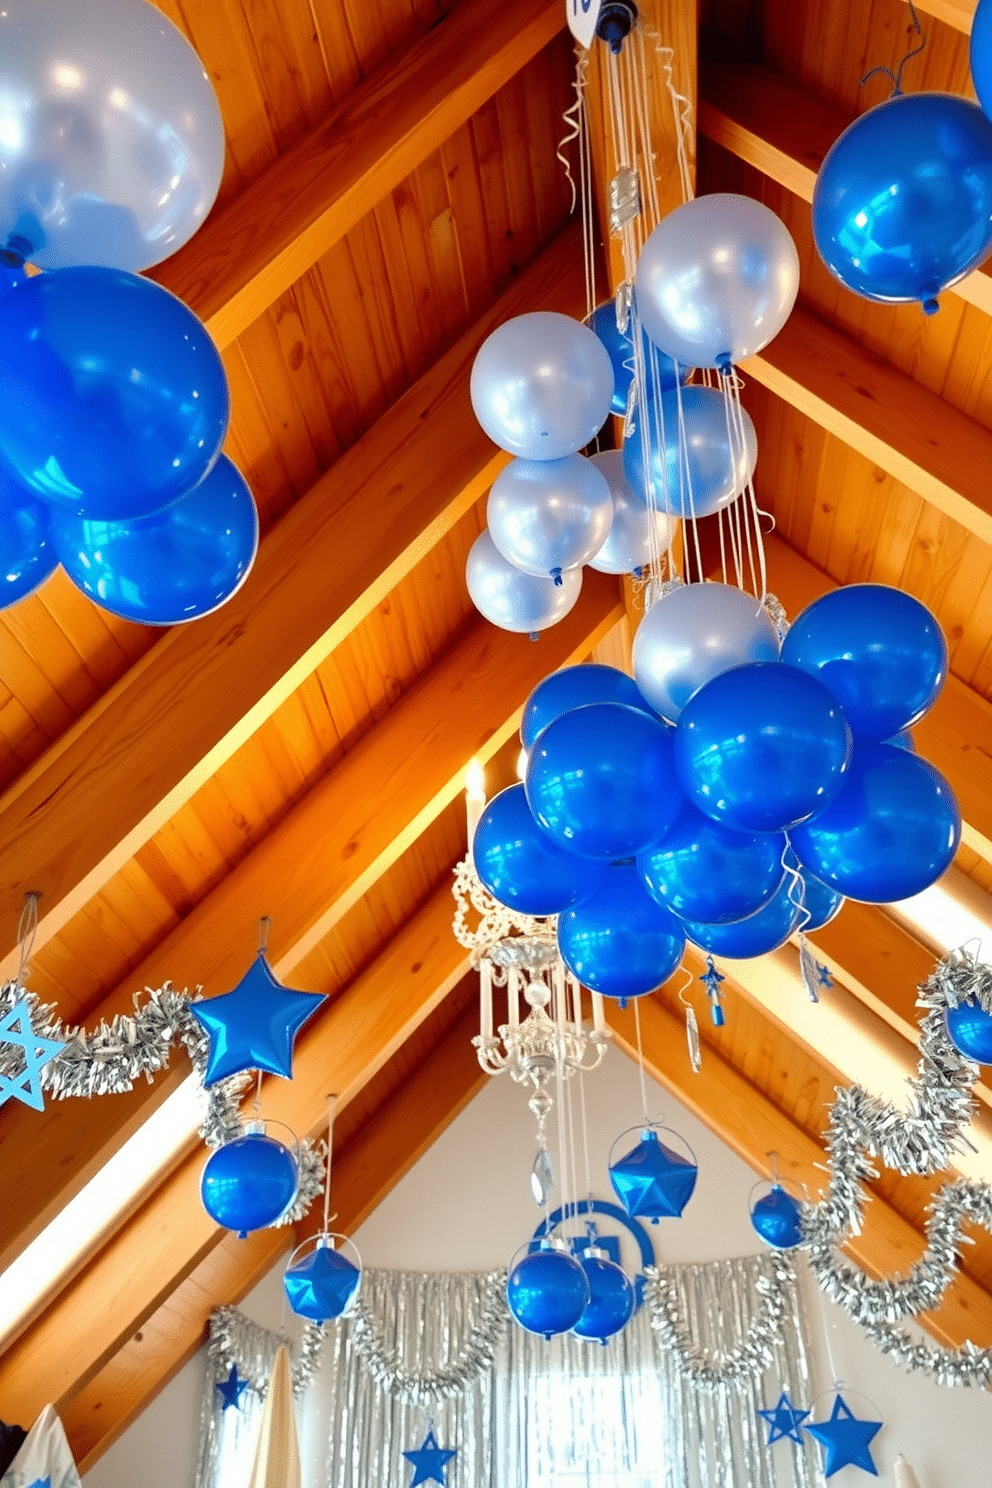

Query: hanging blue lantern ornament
[[486, 454, 613, 582], [472, 784, 606, 916], [586, 300, 687, 416], [623, 385, 758, 519], [945, 999, 992, 1064], [201, 1123, 299, 1238], [557, 862, 686, 1003], [812, 90, 992, 314], [639, 798, 786, 926], [749, 1182, 805, 1250], [521, 663, 656, 749], [608, 1125, 698, 1224], [466, 529, 582, 635], [284, 1234, 362, 1321], [506, 1239, 590, 1339], [587, 451, 676, 577], [571, 1243, 635, 1344]]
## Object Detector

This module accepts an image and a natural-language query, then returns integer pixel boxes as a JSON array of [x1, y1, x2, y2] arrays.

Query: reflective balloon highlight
[[472, 784, 603, 916], [587, 451, 675, 576], [750, 1185, 804, 1250], [557, 863, 686, 1000], [572, 1251, 635, 1342], [521, 663, 655, 749], [465, 530, 582, 634], [639, 799, 786, 925], [487, 455, 613, 579], [623, 385, 758, 519], [681, 877, 803, 959], [0, 489, 57, 607]]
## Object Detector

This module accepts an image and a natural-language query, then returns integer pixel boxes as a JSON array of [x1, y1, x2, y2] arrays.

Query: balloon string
[[16, 891, 39, 988], [860, 0, 925, 97], [257, 915, 271, 955], [578, 1065, 594, 1201], [781, 845, 811, 939], [556, 47, 586, 218], [322, 1093, 337, 1236], [633, 998, 650, 1125]]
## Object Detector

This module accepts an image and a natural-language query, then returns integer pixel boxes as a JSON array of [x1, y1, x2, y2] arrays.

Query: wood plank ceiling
[[1, 0, 991, 1467]]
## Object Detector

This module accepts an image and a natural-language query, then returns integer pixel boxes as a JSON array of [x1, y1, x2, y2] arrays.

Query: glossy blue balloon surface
[[506, 1247, 590, 1339], [623, 385, 757, 519], [790, 744, 961, 903], [639, 799, 785, 925], [51, 456, 259, 625], [609, 1129, 698, 1222], [0, 267, 229, 519], [201, 1133, 299, 1238], [587, 301, 686, 417], [557, 863, 686, 1000], [284, 1242, 362, 1321], [0, 488, 57, 607], [945, 999, 992, 1064], [796, 868, 845, 933], [527, 702, 684, 859], [571, 1252, 635, 1342], [750, 1186, 804, 1250], [972, 0, 992, 121], [681, 876, 803, 959], [521, 664, 655, 749], [781, 584, 947, 742], [674, 663, 852, 834], [812, 92, 992, 310], [472, 784, 604, 916]]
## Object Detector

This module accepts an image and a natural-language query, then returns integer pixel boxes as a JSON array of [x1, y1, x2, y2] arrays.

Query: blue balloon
[[781, 584, 947, 742], [521, 664, 656, 749], [945, 1000, 992, 1064], [0, 485, 57, 607], [812, 92, 992, 312], [972, 0, 992, 122], [527, 703, 684, 859], [681, 876, 803, 958], [587, 301, 686, 417], [790, 744, 961, 903], [472, 784, 604, 916], [750, 1185, 804, 1250], [674, 663, 852, 834], [201, 1132, 299, 1239], [507, 1245, 589, 1339], [0, 267, 229, 519], [51, 456, 259, 625], [284, 1241, 362, 1321], [623, 384, 757, 518], [639, 799, 786, 925], [557, 862, 686, 1000], [886, 730, 917, 753], [796, 868, 845, 933], [571, 1251, 635, 1342]]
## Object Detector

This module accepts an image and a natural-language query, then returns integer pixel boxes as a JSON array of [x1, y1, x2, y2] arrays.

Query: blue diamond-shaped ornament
[[284, 1239, 361, 1321], [609, 1128, 697, 1223]]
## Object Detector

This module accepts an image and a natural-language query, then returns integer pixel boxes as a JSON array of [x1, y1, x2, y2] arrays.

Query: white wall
[[84, 1046, 992, 1488]]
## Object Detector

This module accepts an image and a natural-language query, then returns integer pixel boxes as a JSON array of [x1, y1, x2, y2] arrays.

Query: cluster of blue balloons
[[813, 2, 992, 312], [473, 580, 959, 1001], [0, 0, 260, 625]]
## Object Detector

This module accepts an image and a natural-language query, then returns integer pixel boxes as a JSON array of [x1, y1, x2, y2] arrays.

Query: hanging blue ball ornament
[[681, 876, 803, 960], [639, 799, 786, 926], [0, 485, 58, 608], [472, 784, 605, 916], [557, 862, 686, 1001], [521, 663, 656, 749], [750, 1184, 805, 1250], [571, 1249, 635, 1343], [812, 92, 992, 313], [506, 1243, 590, 1340], [623, 385, 758, 519], [201, 1130, 299, 1239], [587, 301, 687, 416], [945, 999, 992, 1065], [527, 702, 684, 859], [781, 584, 948, 742], [972, 0, 992, 121], [284, 1238, 362, 1321], [609, 1128, 698, 1223]]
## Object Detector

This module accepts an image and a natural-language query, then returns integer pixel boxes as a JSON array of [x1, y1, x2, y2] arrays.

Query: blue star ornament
[[27, 1478, 51, 1488], [758, 1390, 811, 1445], [216, 1365, 249, 1411], [403, 1430, 457, 1487], [190, 953, 326, 1086], [0, 1000, 64, 1111], [609, 1128, 698, 1223], [805, 1393, 882, 1477]]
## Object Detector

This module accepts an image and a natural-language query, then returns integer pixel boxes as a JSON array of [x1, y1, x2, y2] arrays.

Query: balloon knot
[[715, 353, 734, 376], [550, 567, 563, 587], [922, 295, 940, 317], [528, 631, 540, 643], [0, 235, 31, 268]]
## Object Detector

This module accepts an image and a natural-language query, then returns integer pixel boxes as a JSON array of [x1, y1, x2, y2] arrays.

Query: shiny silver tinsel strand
[[645, 1251, 797, 1391]]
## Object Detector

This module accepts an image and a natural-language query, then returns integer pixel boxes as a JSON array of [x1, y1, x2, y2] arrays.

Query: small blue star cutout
[[805, 1393, 882, 1477], [190, 953, 326, 1086], [27, 1478, 51, 1488], [403, 1429, 457, 1486], [216, 1365, 249, 1411], [816, 961, 834, 989], [0, 1000, 64, 1111], [758, 1390, 810, 1445]]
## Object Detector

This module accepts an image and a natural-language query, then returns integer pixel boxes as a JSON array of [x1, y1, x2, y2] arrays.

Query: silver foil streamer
[[610, 167, 642, 232]]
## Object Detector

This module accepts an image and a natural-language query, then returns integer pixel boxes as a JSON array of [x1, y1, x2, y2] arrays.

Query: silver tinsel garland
[[208, 1303, 325, 1399], [645, 1251, 797, 1391]]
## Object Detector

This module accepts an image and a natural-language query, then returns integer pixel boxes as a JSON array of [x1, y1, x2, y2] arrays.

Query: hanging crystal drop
[[531, 1147, 554, 1206]]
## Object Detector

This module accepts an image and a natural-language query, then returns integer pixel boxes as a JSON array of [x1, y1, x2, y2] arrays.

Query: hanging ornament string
[[15, 892, 39, 987], [860, 0, 926, 97], [633, 996, 652, 1126], [322, 1093, 338, 1236], [557, 46, 597, 319]]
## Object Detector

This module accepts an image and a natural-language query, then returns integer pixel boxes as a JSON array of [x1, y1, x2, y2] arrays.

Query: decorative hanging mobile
[[757, 1391, 810, 1446], [532, 1198, 647, 1345], [403, 1428, 457, 1488], [608, 1003, 698, 1225], [805, 1393, 883, 1478], [284, 1096, 363, 1322]]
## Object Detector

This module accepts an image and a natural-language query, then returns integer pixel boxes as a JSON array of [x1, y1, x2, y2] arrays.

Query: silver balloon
[[623, 385, 757, 518], [633, 581, 780, 722], [470, 311, 613, 460], [635, 194, 800, 368], [466, 530, 582, 634], [487, 455, 612, 579], [587, 451, 675, 574], [0, 0, 225, 271]]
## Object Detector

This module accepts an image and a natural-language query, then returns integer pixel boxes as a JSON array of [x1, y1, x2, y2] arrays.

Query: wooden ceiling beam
[[0, 225, 589, 978], [908, 0, 976, 32], [0, 578, 622, 1276], [61, 1001, 486, 1472], [155, 0, 565, 349]]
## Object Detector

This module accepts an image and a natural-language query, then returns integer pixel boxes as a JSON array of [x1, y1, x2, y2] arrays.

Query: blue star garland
[[403, 1429, 457, 1487], [0, 999, 64, 1112], [216, 1364, 249, 1411], [758, 1390, 810, 1445], [805, 1393, 882, 1477], [190, 953, 326, 1086]]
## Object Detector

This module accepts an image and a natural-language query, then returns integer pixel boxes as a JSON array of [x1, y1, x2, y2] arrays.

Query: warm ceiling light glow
[[465, 757, 486, 800], [888, 869, 992, 959], [516, 748, 528, 781]]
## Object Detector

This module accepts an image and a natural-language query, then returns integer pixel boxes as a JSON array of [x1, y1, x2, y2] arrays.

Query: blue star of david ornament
[[190, 953, 326, 1086], [758, 1390, 810, 1445], [0, 1000, 64, 1111], [403, 1429, 457, 1487], [284, 1239, 362, 1321], [216, 1365, 249, 1411], [609, 1128, 697, 1224], [805, 1393, 881, 1477]]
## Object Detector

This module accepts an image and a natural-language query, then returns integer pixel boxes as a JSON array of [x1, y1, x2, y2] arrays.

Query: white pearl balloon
[[466, 530, 582, 634], [587, 451, 676, 574], [633, 581, 781, 722], [487, 455, 612, 579]]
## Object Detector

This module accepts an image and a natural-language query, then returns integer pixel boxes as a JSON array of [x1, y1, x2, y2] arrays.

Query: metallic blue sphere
[[609, 1128, 698, 1223], [506, 1245, 589, 1340], [284, 1240, 362, 1321], [750, 1185, 804, 1250], [201, 1132, 298, 1238], [571, 1251, 635, 1343], [946, 1000, 992, 1065]]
